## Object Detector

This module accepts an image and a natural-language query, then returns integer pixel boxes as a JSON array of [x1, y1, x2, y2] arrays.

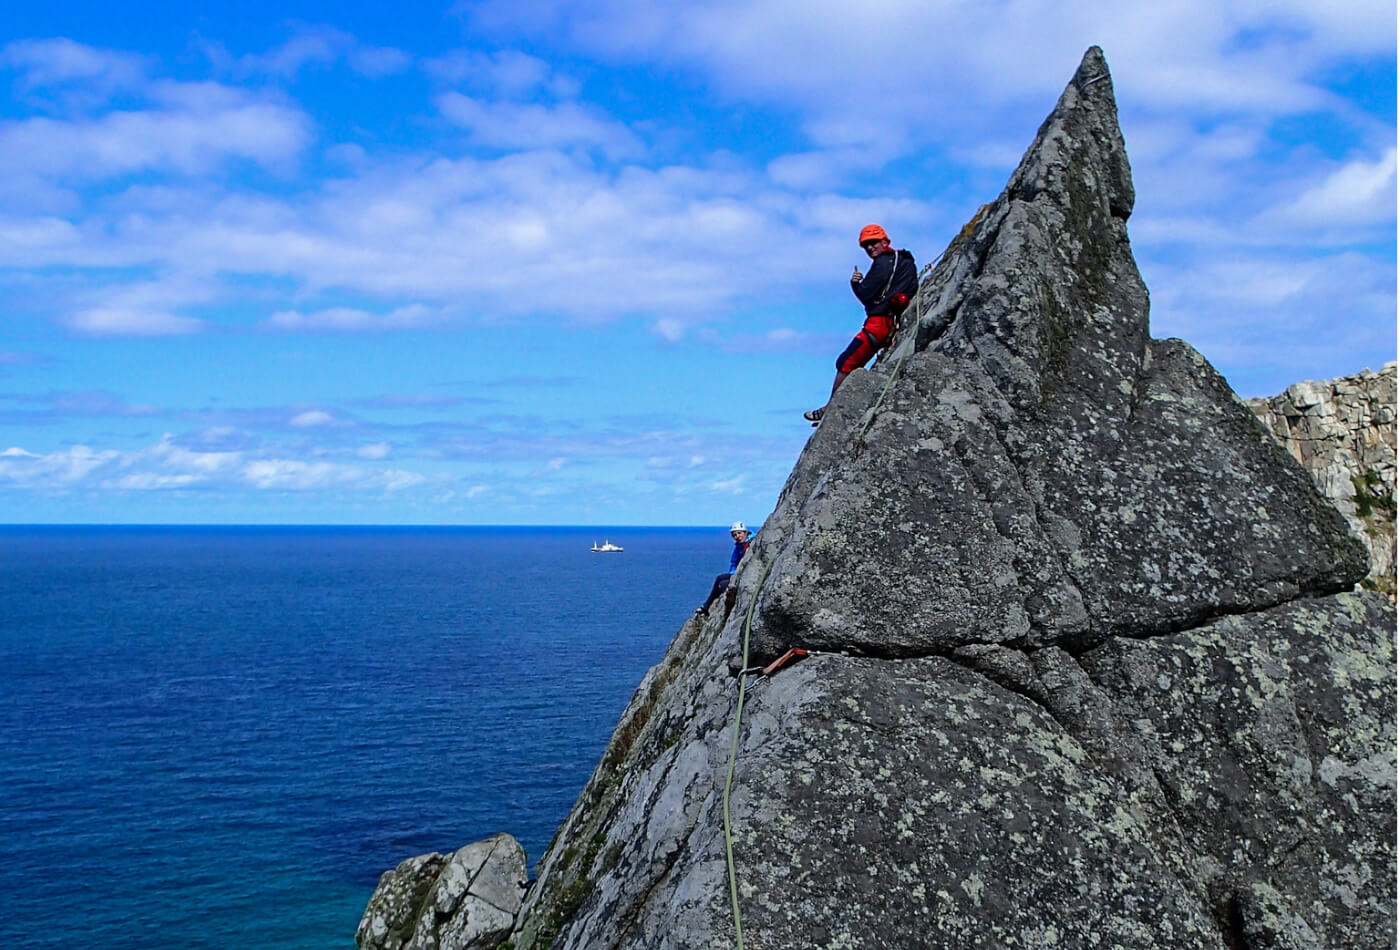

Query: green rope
[[856, 287, 924, 444], [719, 240, 968, 946], [719, 289, 929, 946], [858, 211, 990, 443], [721, 555, 777, 950]]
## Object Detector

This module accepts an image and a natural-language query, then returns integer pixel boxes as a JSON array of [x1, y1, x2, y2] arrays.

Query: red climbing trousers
[[835, 313, 894, 374]]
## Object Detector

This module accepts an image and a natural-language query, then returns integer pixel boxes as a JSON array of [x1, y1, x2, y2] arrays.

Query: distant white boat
[[591, 539, 624, 553]]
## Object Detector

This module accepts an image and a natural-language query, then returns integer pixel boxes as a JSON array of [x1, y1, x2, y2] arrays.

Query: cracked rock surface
[[367, 46, 1396, 950], [357, 834, 526, 950], [745, 46, 1364, 664]]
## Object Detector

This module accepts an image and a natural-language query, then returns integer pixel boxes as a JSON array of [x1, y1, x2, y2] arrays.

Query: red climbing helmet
[[858, 224, 889, 244]]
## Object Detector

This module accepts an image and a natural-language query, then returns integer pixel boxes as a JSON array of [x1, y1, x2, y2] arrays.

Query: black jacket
[[851, 248, 918, 316]]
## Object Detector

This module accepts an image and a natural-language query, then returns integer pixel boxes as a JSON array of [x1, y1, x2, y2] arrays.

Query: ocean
[[1, 525, 722, 950]]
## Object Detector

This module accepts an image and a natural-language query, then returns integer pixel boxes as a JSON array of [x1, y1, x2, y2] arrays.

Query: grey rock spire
[[371, 47, 1395, 950], [744, 45, 1364, 663]]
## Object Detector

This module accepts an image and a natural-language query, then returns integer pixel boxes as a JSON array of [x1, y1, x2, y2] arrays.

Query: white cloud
[[0, 13, 1389, 411], [63, 277, 216, 337], [249, 31, 343, 76], [0, 94, 310, 181], [470, 2, 1332, 118], [358, 442, 392, 459], [289, 410, 336, 428], [0, 434, 429, 495], [67, 307, 206, 336], [1227, 0, 1396, 53], [1263, 148, 1397, 231], [238, 27, 411, 79], [696, 326, 843, 354], [149, 437, 244, 475], [459, 0, 1392, 164], [0, 38, 148, 93], [325, 142, 369, 168], [0, 216, 83, 262], [437, 92, 644, 156], [262, 305, 442, 331], [767, 148, 888, 190], [652, 318, 686, 341], [0, 443, 119, 485], [110, 472, 204, 490], [1148, 248, 1395, 384], [241, 459, 336, 489], [351, 46, 413, 77], [240, 458, 425, 491], [711, 475, 745, 493], [646, 454, 715, 471], [424, 49, 578, 98], [6, 145, 887, 330]]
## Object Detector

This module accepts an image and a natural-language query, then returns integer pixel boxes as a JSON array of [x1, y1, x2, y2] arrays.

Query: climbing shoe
[[803, 407, 825, 424]]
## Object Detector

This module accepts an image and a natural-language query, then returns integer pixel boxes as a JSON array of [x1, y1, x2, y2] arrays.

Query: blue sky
[[0, 1, 1394, 525]]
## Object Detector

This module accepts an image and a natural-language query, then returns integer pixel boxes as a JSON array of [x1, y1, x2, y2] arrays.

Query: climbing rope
[[719, 221, 976, 945], [855, 277, 925, 444], [721, 553, 778, 950], [720, 271, 932, 950], [857, 204, 988, 445]]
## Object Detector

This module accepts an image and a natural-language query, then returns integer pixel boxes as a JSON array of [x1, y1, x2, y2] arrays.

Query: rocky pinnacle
[[378, 47, 1395, 950]]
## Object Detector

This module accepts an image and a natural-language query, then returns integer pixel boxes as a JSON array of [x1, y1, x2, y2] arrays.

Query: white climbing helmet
[[730, 521, 747, 534]]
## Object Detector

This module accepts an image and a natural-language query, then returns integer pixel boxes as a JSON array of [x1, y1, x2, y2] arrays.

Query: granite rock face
[[369, 47, 1396, 950], [1248, 364, 1397, 599], [357, 834, 527, 950], [745, 46, 1364, 664]]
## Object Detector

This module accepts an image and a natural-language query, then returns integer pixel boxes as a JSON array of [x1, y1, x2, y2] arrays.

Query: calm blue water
[[1, 526, 721, 950]]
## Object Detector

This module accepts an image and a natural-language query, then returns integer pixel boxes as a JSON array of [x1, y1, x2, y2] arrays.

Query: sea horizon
[[4, 524, 725, 949]]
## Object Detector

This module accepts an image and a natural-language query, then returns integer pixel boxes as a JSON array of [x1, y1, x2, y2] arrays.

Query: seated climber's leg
[[833, 334, 871, 386], [807, 316, 894, 423], [698, 573, 732, 614], [837, 315, 894, 383]]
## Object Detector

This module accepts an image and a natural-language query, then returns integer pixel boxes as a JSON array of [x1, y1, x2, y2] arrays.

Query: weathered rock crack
[[366, 47, 1396, 950]]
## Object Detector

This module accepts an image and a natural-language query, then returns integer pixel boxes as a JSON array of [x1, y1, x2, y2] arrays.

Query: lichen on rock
[[362, 45, 1396, 950], [744, 46, 1365, 667], [357, 834, 527, 950]]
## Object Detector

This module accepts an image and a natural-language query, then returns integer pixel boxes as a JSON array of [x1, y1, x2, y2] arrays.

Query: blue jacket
[[852, 248, 918, 316], [728, 535, 752, 573]]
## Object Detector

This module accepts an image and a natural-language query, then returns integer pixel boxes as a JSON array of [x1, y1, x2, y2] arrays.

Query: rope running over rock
[[721, 228, 963, 946], [721, 554, 777, 950]]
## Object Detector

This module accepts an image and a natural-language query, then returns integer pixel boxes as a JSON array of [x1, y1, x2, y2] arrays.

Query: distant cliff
[[1247, 365, 1397, 599], [359, 47, 1396, 950]]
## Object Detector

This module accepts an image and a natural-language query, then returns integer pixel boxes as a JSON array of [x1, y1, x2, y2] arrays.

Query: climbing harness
[[857, 209, 984, 444], [855, 278, 924, 444]]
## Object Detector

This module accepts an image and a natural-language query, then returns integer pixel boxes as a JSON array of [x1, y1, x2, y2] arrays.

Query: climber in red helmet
[[804, 224, 918, 425]]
